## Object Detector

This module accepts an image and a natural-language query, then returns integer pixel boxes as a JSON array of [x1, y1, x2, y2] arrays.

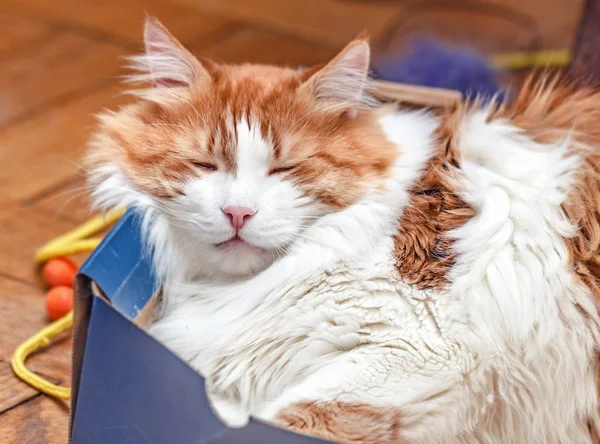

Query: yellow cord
[[35, 209, 125, 263], [12, 209, 125, 400], [490, 49, 571, 70], [11, 312, 74, 400]]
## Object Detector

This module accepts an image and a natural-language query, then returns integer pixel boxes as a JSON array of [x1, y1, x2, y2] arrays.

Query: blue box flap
[[79, 209, 157, 319]]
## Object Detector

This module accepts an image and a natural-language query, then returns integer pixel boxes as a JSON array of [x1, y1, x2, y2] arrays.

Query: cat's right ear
[[299, 36, 372, 111], [131, 17, 210, 88]]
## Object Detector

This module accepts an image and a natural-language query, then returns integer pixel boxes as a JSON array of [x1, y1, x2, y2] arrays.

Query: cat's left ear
[[300, 36, 371, 111], [130, 16, 210, 88]]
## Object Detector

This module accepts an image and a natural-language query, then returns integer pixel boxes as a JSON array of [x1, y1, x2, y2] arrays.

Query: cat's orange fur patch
[[276, 401, 405, 444], [393, 109, 474, 290]]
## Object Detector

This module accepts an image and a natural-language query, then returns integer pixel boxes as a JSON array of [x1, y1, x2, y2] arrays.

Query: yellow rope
[[12, 209, 125, 400], [11, 312, 74, 400], [35, 209, 125, 263], [490, 49, 571, 70]]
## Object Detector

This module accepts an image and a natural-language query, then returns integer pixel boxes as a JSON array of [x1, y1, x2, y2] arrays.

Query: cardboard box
[[70, 209, 330, 443]]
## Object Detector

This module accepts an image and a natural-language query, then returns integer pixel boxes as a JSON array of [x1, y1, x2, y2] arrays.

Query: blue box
[[70, 209, 330, 443]]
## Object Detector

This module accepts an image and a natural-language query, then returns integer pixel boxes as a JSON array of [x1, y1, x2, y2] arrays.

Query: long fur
[[87, 18, 600, 444]]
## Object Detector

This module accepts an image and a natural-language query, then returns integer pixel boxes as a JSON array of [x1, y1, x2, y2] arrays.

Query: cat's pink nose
[[223, 206, 256, 232]]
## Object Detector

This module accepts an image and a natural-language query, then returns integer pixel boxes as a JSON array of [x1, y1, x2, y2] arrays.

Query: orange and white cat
[[87, 17, 600, 444]]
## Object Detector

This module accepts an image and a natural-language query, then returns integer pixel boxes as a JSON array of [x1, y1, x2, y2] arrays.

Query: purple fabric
[[372, 38, 505, 100]]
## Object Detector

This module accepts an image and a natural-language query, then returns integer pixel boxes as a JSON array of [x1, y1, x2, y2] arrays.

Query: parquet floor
[[0, 0, 584, 442]]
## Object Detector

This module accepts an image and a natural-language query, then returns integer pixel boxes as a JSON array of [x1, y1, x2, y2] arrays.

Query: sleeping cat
[[87, 17, 600, 444]]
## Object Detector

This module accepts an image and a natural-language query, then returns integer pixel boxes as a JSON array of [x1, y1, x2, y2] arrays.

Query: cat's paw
[[209, 396, 250, 428]]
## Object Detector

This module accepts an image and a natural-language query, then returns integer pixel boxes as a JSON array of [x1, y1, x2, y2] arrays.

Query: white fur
[[91, 106, 600, 443]]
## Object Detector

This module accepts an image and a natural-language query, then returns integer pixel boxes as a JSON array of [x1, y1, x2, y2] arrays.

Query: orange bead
[[42, 257, 78, 287], [45, 286, 74, 320]]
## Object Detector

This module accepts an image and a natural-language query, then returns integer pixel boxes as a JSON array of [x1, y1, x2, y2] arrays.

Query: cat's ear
[[136, 16, 209, 88], [301, 36, 372, 110]]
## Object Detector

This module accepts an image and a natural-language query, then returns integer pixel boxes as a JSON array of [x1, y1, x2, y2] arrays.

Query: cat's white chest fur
[[148, 237, 475, 424]]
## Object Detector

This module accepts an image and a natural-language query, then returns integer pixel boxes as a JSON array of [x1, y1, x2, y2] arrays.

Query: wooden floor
[[0, 0, 584, 442]]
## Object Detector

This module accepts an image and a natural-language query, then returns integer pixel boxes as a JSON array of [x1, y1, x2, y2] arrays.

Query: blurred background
[[0, 0, 595, 441]]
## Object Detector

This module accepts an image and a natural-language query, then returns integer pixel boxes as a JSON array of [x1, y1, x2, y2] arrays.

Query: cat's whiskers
[[42, 183, 95, 202], [54, 156, 91, 175], [146, 199, 200, 223], [267, 241, 288, 258], [43, 187, 96, 218], [153, 204, 199, 226], [155, 212, 197, 231], [179, 235, 206, 253]]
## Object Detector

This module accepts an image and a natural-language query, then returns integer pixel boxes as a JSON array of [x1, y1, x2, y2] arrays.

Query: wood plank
[[515, 0, 584, 50], [0, 276, 72, 383], [32, 176, 93, 224], [193, 26, 335, 66], [0, 363, 39, 413], [0, 394, 69, 444], [171, 0, 403, 47], [0, 206, 79, 284], [0, 11, 54, 57], [0, 83, 129, 204], [2, 0, 233, 44], [0, 261, 50, 344], [0, 29, 126, 126]]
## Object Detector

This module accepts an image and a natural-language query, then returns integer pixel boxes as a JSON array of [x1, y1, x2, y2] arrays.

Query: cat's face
[[88, 18, 397, 277]]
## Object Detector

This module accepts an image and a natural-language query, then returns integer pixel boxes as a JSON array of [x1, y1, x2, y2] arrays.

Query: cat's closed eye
[[193, 162, 217, 171], [269, 165, 297, 175]]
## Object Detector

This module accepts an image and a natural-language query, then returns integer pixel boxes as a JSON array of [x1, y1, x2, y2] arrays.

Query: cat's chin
[[209, 240, 277, 278]]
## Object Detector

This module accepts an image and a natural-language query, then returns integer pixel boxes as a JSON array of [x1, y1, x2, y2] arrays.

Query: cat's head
[[87, 17, 398, 278]]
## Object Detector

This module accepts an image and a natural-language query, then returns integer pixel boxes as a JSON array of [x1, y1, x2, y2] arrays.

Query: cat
[[87, 17, 600, 444]]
